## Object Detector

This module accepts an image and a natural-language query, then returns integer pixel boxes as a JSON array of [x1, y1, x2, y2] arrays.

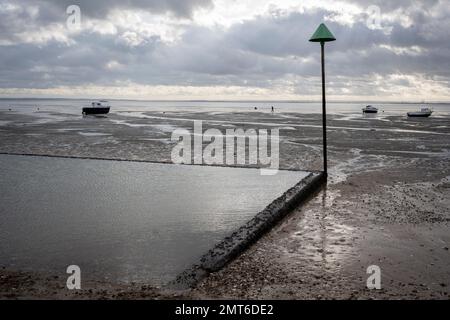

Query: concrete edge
[[171, 171, 327, 288], [0, 152, 311, 173]]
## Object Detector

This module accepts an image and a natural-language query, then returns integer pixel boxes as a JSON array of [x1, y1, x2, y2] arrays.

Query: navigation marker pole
[[309, 23, 336, 177]]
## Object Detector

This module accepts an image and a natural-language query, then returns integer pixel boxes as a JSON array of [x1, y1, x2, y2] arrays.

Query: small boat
[[82, 101, 110, 115], [362, 105, 378, 113], [407, 107, 432, 118]]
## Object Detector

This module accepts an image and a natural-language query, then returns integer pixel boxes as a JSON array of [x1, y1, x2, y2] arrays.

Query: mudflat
[[0, 108, 449, 299]]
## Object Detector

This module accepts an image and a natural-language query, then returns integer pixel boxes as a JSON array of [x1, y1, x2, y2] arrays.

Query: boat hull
[[82, 107, 110, 115], [363, 110, 378, 114], [407, 112, 431, 118]]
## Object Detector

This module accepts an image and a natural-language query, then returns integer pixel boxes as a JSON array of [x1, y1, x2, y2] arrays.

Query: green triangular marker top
[[309, 23, 336, 42]]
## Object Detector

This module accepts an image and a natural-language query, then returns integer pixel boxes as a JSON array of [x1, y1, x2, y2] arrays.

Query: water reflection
[[289, 186, 356, 270], [0, 154, 308, 285], [319, 187, 328, 266]]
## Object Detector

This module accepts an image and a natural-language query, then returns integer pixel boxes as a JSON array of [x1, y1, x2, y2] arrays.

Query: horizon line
[[0, 97, 449, 104]]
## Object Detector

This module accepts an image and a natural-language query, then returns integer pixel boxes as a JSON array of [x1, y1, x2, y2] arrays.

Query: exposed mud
[[0, 109, 449, 299]]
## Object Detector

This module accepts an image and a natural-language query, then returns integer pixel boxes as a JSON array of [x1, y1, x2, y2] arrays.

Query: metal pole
[[321, 42, 327, 176]]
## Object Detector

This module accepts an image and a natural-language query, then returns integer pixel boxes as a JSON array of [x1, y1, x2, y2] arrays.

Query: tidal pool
[[0, 154, 308, 285]]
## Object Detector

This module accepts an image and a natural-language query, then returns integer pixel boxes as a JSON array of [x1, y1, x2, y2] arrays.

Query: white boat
[[407, 107, 432, 118], [82, 100, 111, 115], [362, 105, 378, 113]]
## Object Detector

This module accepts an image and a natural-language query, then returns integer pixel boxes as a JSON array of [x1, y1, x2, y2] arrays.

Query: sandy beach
[[0, 107, 449, 299]]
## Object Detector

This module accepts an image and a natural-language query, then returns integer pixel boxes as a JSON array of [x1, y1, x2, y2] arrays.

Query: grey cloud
[[0, 0, 213, 44], [344, 0, 440, 11], [42, 0, 213, 19], [0, 0, 449, 98]]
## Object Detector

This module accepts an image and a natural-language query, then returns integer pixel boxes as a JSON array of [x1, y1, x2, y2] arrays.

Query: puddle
[[111, 119, 184, 133], [78, 132, 112, 137]]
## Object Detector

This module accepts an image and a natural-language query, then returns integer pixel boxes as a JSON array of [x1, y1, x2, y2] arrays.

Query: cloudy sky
[[0, 0, 449, 101]]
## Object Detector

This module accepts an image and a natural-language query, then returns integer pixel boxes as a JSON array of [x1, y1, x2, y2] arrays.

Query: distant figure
[[271, 106, 274, 113], [254, 107, 257, 110]]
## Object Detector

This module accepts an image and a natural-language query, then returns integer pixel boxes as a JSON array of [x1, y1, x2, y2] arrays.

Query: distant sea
[[0, 98, 449, 115]]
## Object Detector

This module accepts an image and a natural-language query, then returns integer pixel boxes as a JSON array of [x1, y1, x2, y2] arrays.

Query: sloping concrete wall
[[173, 171, 326, 288]]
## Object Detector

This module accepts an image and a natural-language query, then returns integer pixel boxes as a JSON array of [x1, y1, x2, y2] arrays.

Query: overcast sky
[[0, 0, 449, 101]]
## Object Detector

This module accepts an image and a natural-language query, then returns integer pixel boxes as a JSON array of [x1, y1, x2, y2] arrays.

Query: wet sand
[[0, 108, 449, 299]]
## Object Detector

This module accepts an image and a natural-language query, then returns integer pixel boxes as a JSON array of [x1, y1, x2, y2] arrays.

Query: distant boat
[[407, 107, 432, 118], [362, 105, 378, 113], [82, 101, 110, 115]]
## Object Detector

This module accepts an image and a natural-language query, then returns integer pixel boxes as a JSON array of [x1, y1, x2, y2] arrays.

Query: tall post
[[321, 42, 327, 176], [309, 23, 335, 178]]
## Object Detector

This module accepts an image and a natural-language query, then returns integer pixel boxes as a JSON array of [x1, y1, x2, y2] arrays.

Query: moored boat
[[407, 107, 432, 118], [362, 105, 378, 113], [82, 101, 111, 115]]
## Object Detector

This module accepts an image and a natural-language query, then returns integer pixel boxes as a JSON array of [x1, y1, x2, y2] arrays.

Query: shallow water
[[0, 154, 308, 285], [1, 98, 449, 116]]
